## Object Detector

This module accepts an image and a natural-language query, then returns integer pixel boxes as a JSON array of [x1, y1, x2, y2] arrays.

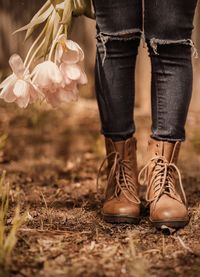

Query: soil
[[0, 98, 200, 277]]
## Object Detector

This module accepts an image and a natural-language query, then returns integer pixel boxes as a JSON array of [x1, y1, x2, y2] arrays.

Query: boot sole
[[150, 217, 189, 229], [102, 213, 140, 224]]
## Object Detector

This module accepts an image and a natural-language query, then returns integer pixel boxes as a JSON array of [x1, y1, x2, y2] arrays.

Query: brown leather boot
[[97, 136, 140, 224], [139, 138, 189, 228]]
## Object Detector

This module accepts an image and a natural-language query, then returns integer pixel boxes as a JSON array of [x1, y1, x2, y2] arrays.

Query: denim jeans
[[93, 0, 198, 141]]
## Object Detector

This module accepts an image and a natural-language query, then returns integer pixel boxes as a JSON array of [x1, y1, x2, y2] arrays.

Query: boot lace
[[138, 156, 187, 208], [97, 151, 140, 204]]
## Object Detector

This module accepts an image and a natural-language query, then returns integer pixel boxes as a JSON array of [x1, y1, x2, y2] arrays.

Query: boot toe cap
[[150, 199, 188, 223], [102, 198, 140, 218]]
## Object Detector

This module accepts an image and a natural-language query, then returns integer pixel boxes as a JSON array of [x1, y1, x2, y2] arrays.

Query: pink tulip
[[0, 54, 40, 108], [32, 61, 64, 92], [55, 35, 84, 65], [60, 63, 81, 81], [43, 81, 78, 108], [0, 37, 88, 109]]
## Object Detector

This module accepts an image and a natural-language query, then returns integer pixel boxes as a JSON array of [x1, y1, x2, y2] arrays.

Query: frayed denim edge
[[96, 29, 142, 65], [149, 38, 198, 58]]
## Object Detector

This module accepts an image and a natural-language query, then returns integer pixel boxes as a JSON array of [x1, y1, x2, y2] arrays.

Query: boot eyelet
[[155, 152, 158, 155], [156, 144, 159, 147]]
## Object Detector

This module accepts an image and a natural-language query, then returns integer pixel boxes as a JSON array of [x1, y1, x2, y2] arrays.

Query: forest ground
[[0, 98, 200, 277]]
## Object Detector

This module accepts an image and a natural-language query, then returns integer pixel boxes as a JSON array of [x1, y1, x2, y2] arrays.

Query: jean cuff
[[150, 134, 185, 142]]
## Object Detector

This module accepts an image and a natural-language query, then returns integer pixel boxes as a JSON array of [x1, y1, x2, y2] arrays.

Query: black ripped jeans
[[93, 0, 198, 142]]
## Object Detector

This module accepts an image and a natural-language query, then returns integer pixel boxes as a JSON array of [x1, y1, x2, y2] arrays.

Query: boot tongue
[[160, 141, 180, 163], [113, 141, 124, 158], [148, 139, 180, 163], [161, 142, 174, 162]]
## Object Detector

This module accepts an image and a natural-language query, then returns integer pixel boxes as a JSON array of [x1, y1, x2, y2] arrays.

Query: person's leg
[[140, 0, 198, 228], [93, 0, 142, 141], [145, 0, 198, 141], [93, 0, 142, 223]]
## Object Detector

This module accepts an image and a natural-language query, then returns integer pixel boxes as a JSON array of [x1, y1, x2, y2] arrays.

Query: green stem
[[24, 26, 47, 67], [25, 37, 46, 73], [48, 24, 64, 61], [64, 24, 68, 38]]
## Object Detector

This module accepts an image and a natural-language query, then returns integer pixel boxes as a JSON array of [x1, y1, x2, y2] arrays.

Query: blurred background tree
[[0, 0, 199, 111]]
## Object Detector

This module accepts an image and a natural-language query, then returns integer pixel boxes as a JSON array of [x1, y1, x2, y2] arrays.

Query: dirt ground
[[0, 98, 200, 277]]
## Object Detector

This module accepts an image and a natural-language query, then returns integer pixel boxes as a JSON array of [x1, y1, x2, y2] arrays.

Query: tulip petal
[[9, 54, 25, 77], [13, 79, 29, 98], [58, 84, 79, 102], [78, 71, 88, 85], [59, 90, 77, 102], [48, 64, 63, 84], [0, 78, 16, 102], [66, 40, 84, 61], [60, 63, 72, 85], [61, 51, 79, 65], [16, 94, 30, 108], [65, 80, 77, 91], [32, 61, 63, 89], [55, 44, 63, 64], [0, 74, 16, 89], [56, 38, 84, 64], [62, 64, 81, 80], [45, 92, 61, 108], [29, 83, 40, 103], [32, 70, 50, 88], [0, 87, 16, 103]]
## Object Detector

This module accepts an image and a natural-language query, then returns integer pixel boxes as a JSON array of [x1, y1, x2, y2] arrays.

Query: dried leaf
[[61, 0, 73, 24], [13, 4, 53, 36]]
